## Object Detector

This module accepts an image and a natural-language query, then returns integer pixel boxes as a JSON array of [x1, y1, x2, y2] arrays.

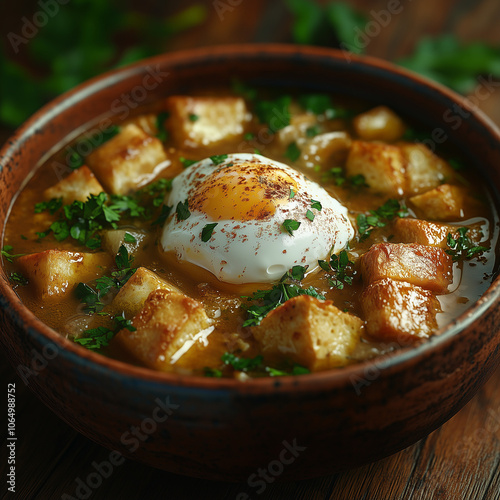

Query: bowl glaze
[[1, 45, 500, 481]]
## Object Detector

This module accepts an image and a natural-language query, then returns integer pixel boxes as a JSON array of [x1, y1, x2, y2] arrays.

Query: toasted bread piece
[[251, 295, 363, 371], [17, 250, 111, 298], [300, 131, 352, 168], [276, 112, 317, 146], [87, 124, 168, 194], [400, 143, 455, 196], [393, 218, 486, 247], [166, 96, 249, 148], [409, 184, 469, 221], [345, 140, 406, 196], [107, 267, 180, 319], [361, 278, 441, 343], [353, 106, 406, 142], [360, 242, 453, 293], [43, 166, 104, 203], [115, 289, 211, 371]]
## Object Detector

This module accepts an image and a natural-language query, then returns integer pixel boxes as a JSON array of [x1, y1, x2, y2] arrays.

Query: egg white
[[161, 153, 354, 284]]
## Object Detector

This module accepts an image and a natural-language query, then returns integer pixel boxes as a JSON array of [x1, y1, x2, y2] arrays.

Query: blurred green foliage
[[0, 1, 207, 128], [286, 0, 500, 95]]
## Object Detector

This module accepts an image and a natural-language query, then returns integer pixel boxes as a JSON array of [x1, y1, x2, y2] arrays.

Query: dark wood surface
[[1, 1, 500, 498]]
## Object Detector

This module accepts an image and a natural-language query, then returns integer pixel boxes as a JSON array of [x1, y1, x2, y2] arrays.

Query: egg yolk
[[189, 161, 298, 221]]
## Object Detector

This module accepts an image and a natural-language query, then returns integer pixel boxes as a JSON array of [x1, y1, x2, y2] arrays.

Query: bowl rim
[[1, 43, 500, 393]]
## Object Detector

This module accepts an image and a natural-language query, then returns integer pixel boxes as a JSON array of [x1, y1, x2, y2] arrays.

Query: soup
[[2, 87, 497, 378]]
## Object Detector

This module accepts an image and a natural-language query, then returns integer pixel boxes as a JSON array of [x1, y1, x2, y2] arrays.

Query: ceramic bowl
[[1, 45, 500, 481]]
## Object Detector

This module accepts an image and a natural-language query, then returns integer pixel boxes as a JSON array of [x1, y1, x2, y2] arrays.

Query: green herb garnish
[[210, 154, 229, 165], [242, 265, 325, 327], [318, 249, 354, 289], [446, 227, 489, 261], [1, 245, 24, 263], [285, 141, 301, 162], [201, 223, 218, 242], [156, 111, 169, 141], [282, 219, 301, 235], [179, 157, 198, 168], [254, 95, 291, 133], [175, 200, 191, 221], [188, 113, 199, 122], [357, 199, 408, 242]]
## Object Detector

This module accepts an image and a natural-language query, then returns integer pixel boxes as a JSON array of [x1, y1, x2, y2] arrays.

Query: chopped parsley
[[318, 250, 355, 289], [306, 125, 320, 137], [123, 232, 137, 244], [201, 223, 217, 242], [306, 209, 315, 222], [446, 227, 489, 261], [175, 200, 191, 221], [298, 93, 333, 115], [242, 265, 325, 327], [254, 95, 291, 133], [179, 157, 198, 168], [9, 272, 28, 285], [285, 141, 301, 162], [222, 352, 264, 372], [357, 199, 408, 242], [289, 187, 296, 199], [156, 111, 169, 141], [1, 245, 24, 263], [35, 197, 63, 215], [152, 204, 173, 226], [188, 113, 199, 122], [310, 199, 322, 211], [231, 79, 258, 101], [73, 313, 136, 351], [282, 219, 301, 235], [210, 154, 229, 165], [204, 367, 223, 378], [266, 364, 310, 376], [75, 245, 136, 313]]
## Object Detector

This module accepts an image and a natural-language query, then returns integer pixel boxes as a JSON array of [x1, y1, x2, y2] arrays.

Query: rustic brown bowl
[[1, 45, 500, 482]]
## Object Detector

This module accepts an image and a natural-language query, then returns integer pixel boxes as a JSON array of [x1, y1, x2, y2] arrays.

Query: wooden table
[[1, 1, 500, 498]]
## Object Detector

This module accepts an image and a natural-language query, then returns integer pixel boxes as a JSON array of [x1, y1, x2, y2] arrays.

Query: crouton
[[101, 229, 148, 258], [17, 250, 112, 298], [353, 106, 406, 142], [360, 242, 453, 293], [400, 143, 455, 195], [122, 113, 158, 136], [86, 124, 169, 195], [361, 278, 441, 343], [43, 166, 104, 203], [409, 184, 469, 221], [166, 96, 249, 148], [276, 112, 317, 146], [106, 267, 180, 319], [251, 295, 363, 371], [393, 218, 486, 248], [299, 131, 352, 168], [345, 140, 406, 196], [115, 289, 212, 371]]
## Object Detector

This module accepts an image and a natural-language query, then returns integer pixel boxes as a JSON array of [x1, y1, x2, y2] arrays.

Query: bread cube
[[409, 184, 469, 221], [44, 166, 104, 203], [361, 278, 441, 343], [166, 96, 249, 148], [17, 250, 112, 298], [299, 131, 352, 168], [393, 218, 486, 248], [400, 143, 455, 195], [101, 229, 147, 258], [345, 140, 407, 196], [353, 106, 406, 142], [276, 112, 317, 146], [107, 267, 180, 319], [86, 124, 168, 195], [115, 289, 211, 371], [122, 113, 158, 136], [251, 295, 363, 371], [360, 242, 453, 293]]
